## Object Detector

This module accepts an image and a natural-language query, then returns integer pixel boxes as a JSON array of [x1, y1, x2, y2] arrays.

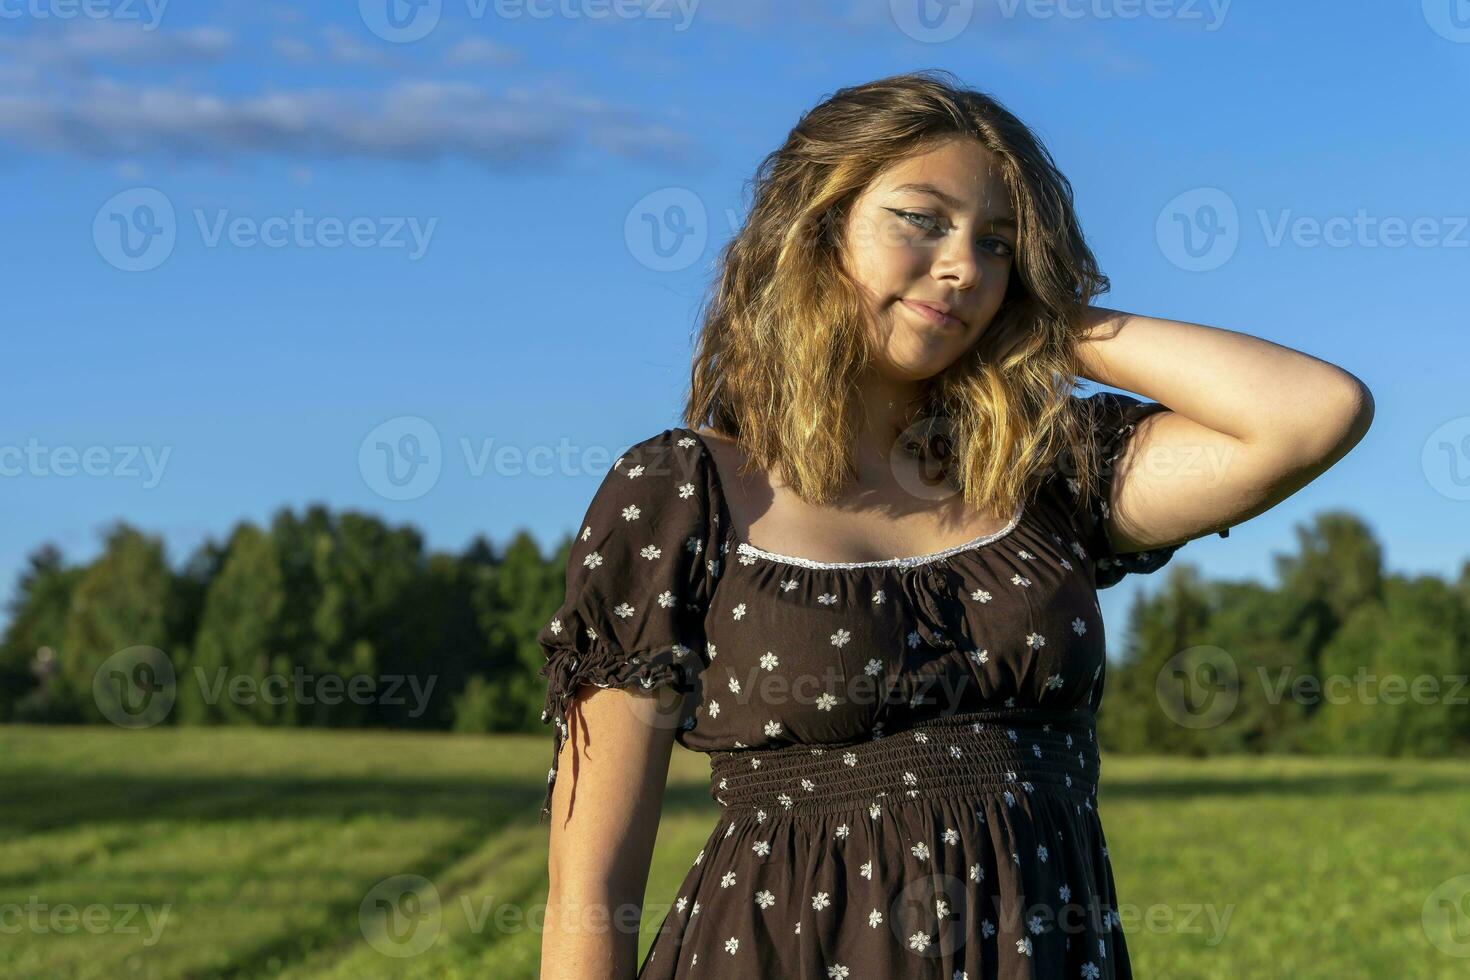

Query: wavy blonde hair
[[683, 68, 1115, 517]]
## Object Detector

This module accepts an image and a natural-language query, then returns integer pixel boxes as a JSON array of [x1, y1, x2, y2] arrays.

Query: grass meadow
[[2, 725, 1467, 979]]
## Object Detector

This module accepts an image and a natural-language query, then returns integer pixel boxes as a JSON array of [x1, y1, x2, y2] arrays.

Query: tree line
[[2, 505, 1466, 756]]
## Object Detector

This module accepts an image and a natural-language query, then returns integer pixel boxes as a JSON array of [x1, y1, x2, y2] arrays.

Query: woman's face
[[840, 137, 1017, 382]]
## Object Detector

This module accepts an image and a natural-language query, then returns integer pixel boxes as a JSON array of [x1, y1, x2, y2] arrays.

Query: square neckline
[[678, 426, 1026, 571]]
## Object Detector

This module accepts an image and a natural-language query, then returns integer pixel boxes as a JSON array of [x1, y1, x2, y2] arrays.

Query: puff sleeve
[[535, 428, 720, 821], [1068, 391, 1230, 589]]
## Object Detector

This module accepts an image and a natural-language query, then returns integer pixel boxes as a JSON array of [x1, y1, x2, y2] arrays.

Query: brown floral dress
[[537, 392, 1228, 979]]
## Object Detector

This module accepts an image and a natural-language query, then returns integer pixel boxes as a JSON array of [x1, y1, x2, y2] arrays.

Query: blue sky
[[2, 1, 1467, 637]]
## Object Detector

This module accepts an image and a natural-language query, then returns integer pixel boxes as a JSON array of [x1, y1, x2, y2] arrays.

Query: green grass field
[[2, 725, 1467, 979]]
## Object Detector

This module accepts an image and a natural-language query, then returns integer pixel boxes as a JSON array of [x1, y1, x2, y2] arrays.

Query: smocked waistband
[[708, 708, 1099, 816]]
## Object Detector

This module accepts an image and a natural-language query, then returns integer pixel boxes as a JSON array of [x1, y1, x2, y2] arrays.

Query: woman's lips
[[901, 299, 964, 328]]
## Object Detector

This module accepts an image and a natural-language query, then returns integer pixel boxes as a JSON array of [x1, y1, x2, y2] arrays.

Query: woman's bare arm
[[540, 683, 681, 980]]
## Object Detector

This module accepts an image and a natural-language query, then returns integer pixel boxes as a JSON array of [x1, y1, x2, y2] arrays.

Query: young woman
[[536, 70, 1372, 979]]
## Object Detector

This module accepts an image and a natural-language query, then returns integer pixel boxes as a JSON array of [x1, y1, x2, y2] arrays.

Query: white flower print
[[949, 744, 963, 759], [1099, 937, 1107, 959], [982, 919, 996, 938], [656, 590, 677, 609], [864, 659, 883, 676], [778, 792, 792, 808], [621, 504, 641, 522], [676, 896, 688, 913], [935, 898, 950, 918], [708, 641, 718, 660], [795, 922, 801, 935], [1072, 617, 1088, 635], [1045, 674, 1065, 690], [827, 966, 849, 979], [816, 692, 838, 711], [738, 549, 757, 566], [677, 480, 695, 498], [1003, 790, 1016, 807], [731, 602, 747, 620], [868, 908, 883, 928], [872, 589, 887, 603], [830, 628, 851, 648], [639, 544, 662, 561], [811, 892, 831, 911], [902, 772, 918, 787], [970, 588, 991, 602], [582, 551, 604, 570], [780, 579, 799, 591], [1025, 632, 1045, 649], [755, 890, 775, 909], [1028, 914, 1045, 934], [707, 700, 720, 718], [759, 651, 779, 670], [914, 731, 929, 743], [969, 862, 984, 882], [843, 751, 858, 766], [613, 602, 635, 619], [548, 617, 563, 635], [580, 525, 592, 541], [1017, 936, 1033, 956], [753, 840, 771, 857], [906, 630, 922, 649], [625, 463, 645, 479], [1082, 965, 1101, 980], [692, 901, 701, 915], [1061, 556, 1073, 570], [1011, 573, 1031, 587], [725, 936, 739, 954], [728, 676, 741, 694], [868, 803, 881, 820], [818, 592, 838, 605], [942, 828, 959, 845], [835, 824, 850, 839], [801, 778, 815, 792], [1017, 549, 1036, 560], [764, 719, 782, 737], [911, 842, 930, 861], [908, 932, 932, 952], [1060, 884, 1072, 902], [860, 860, 873, 879], [721, 871, 737, 888]]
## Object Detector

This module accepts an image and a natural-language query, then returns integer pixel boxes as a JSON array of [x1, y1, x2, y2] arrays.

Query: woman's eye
[[893, 210, 1014, 258], [894, 209, 939, 232]]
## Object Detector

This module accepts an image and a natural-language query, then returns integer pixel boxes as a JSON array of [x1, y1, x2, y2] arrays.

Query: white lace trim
[[735, 506, 1025, 570]]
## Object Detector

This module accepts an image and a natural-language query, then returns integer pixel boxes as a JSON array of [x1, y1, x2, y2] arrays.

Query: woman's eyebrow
[[889, 182, 1016, 227]]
